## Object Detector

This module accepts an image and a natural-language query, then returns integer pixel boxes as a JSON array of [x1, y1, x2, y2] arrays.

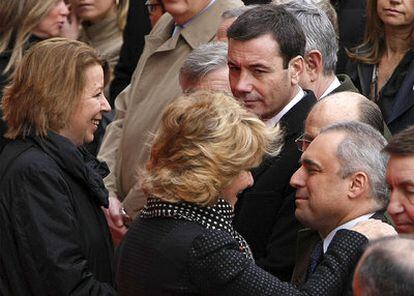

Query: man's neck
[[173, 0, 213, 25], [313, 74, 336, 99]]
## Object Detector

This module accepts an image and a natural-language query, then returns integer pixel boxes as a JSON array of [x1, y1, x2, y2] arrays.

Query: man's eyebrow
[[301, 157, 322, 170]]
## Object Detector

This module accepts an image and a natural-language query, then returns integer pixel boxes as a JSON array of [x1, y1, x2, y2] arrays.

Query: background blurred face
[[162, 0, 211, 24], [60, 64, 110, 146], [33, 0, 69, 38], [377, 0, 414, 28], [146, 0, 165, 27], [71, 0, 116, 23], [228, 34, 295, 121], [290, 132, 350, 237], [386, 155, 414, 233]]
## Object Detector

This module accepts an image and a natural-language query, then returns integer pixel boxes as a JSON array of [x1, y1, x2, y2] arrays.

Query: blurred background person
[[0, 38, 115, 295], [70, 0, 129, 89], [0, 0, 69, 150], [115, 90, 391, 295], [347, 0, 414, 134], [353, 236, 414, 296], [0, 0, 69, 97], [146, 0, 165, 27]]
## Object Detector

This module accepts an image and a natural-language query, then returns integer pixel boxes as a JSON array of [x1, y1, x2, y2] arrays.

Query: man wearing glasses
[[295, 91, 385, 153]]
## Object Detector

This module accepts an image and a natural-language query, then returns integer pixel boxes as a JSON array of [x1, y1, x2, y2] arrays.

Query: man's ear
[[288, 55, 304, 85], [304, 50, 323, 82], [348, 172, 369, 199]]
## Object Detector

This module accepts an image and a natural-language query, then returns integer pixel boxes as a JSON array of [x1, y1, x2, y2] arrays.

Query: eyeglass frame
[[294, 133, 312, 152], [145, 0, 162, 14]]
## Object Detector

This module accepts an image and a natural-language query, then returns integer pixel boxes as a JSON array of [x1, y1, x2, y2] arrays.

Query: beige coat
[[98, 0, 244, 218]]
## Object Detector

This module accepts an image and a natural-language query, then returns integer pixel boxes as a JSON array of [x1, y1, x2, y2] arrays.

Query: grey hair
[[278, 0, 338, 75], [320, 121, 389, 208], [221, 5, 259, 19], [355, 236, 414, 296], [179, 42, 228, 88]]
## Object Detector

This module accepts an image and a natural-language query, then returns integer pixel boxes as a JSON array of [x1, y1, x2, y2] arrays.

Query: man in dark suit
[[227, 5, 316, 280], [280, 1, 358, 100], [290, 121, 391, 295]]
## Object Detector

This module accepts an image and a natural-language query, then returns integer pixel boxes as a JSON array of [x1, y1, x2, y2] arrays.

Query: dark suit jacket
[[347, 53, 414, 134], [291, 211, 389, 295], [116, 215, 369, 296], [233, 91, 317, 281]]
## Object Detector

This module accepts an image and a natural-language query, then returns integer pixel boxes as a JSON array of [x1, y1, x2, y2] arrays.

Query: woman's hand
[[351, 220, 397, 240]]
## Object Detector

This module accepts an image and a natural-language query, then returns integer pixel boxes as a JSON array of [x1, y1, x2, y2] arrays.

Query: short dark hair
[[227, 4, 305, 68], [384, 125, 414, 156], [356, 236, 414, 296]]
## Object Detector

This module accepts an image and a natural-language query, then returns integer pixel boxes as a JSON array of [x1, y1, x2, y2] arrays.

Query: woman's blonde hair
[[116, 0, 130, 30], [347, 0, 413, 64], [141, 91, 283, 206], [0, 0, 59, 75], [2, 38, 108, 139]]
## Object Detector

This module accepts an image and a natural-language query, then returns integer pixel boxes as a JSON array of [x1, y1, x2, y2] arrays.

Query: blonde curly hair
[[141, 91, 283, 206]]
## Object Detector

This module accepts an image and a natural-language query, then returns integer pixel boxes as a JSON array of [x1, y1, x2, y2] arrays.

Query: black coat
[[233, 91, 317, 281], [116, 213, 368, 295], [0, 132, 116, 295], [347, 50, 414, 134]]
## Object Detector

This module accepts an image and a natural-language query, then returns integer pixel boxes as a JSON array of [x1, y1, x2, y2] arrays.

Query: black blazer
[[291, 211, 389, 295], [116, 215, 369, 296], [347, 52, 414, 134], [233, 91, 317, 281]]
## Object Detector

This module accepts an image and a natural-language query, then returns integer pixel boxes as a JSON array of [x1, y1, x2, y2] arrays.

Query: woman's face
[[33, 0, 69, 38], [221, 171, 254, 206], [71, 0, 116, 23], [60, 64, 111, 146], [377, 0, 414, 28]]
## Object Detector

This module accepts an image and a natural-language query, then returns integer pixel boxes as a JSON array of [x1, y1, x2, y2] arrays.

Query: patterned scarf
[[140, 197, 253, 259]]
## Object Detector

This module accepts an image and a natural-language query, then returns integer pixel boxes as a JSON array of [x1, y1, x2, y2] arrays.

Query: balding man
[[353, 236, 414, 296], [295, 91, 384, 152]]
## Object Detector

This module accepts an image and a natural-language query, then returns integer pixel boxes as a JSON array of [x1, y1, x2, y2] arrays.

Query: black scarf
[[140, 197, 253, 259]]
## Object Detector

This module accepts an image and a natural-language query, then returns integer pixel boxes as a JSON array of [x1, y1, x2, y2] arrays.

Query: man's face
[[290, 132, 351, 237], [386, 154, 414, 234], [162, 0, 210, 24], [228, 34, 299, 120]]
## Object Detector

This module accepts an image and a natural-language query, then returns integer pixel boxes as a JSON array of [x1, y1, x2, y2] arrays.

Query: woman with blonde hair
[[347, 0, 414, 134], [0, 0, 69, 96], [115, 90, 387, 295], [0, 38, 116, 295], [70, 0, 129, 85]]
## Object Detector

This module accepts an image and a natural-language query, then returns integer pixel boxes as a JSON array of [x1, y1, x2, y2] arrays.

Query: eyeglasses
[[295, 133, 312, 152], [145, 1, 162, 14]]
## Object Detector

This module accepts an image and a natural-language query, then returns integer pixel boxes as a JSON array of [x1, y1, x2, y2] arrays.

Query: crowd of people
[[0, 0, 413, 295]]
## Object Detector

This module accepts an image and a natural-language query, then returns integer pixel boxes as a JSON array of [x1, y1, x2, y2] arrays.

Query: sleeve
[[97, 84, 131, 199], [188, 229, 367, 296], [15, 164, 116, 295]]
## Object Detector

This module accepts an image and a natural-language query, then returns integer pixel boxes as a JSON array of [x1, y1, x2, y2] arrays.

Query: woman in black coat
[[0, 38, 116, 295], [115, 91, 392, 296]]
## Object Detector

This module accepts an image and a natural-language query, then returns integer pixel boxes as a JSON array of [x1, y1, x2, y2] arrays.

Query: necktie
[[308, 240, 324, 276]]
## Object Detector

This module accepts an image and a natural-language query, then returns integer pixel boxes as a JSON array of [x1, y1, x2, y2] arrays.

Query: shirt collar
[[320, 76, 341, 99], [322, 212, 375, 253], [266, 87, 305, 127]]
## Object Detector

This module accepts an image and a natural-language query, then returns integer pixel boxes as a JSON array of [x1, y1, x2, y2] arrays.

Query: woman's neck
[[384, 26, 412, 56]]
